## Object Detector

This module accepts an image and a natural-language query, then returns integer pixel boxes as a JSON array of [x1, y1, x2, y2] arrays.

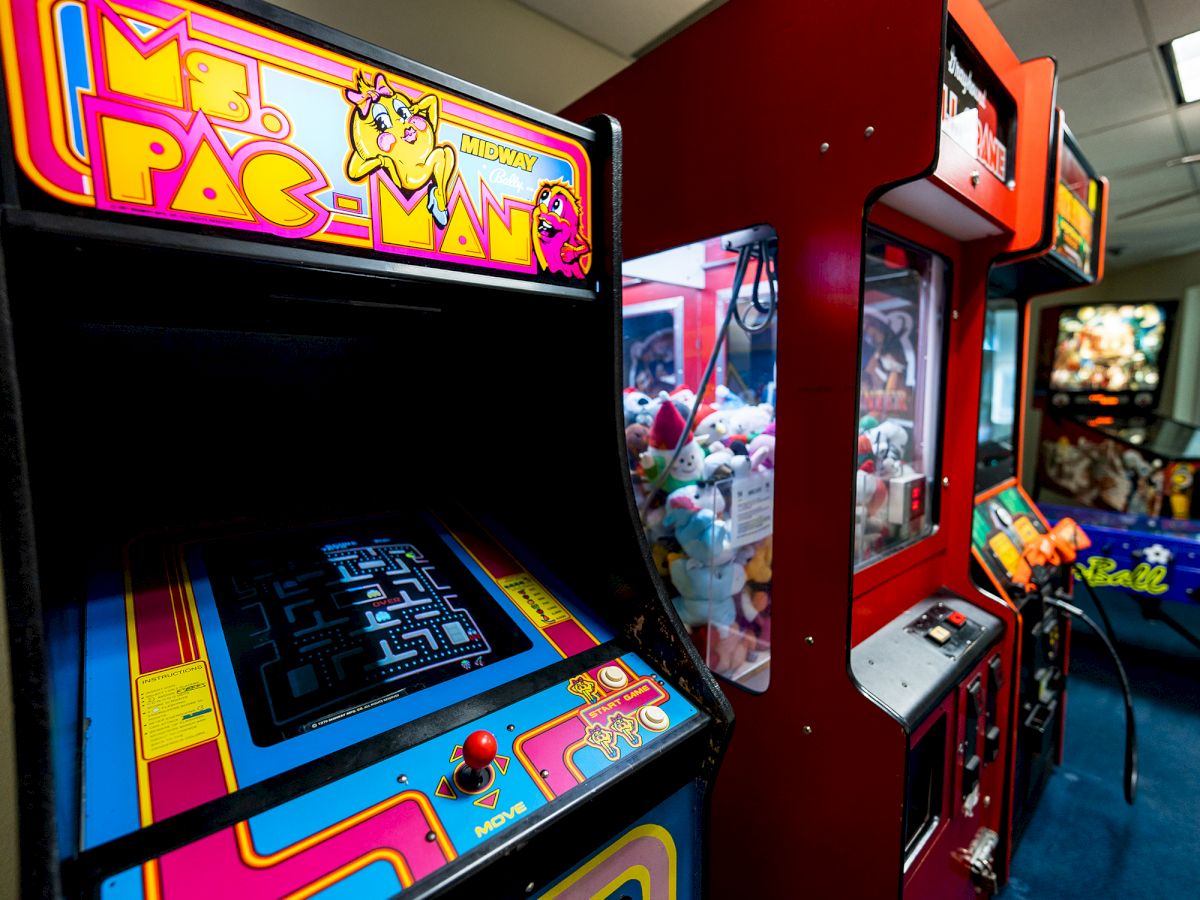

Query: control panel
[[99, 654, 704, 899], [853, 595, 1003, 729], [913, 603, 986, 656]]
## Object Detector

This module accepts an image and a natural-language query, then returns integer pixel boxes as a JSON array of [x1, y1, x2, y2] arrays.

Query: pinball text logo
[[84, 5, 329, 237], [1077, 556, 1168, 596], [474, 801, 528, 838]]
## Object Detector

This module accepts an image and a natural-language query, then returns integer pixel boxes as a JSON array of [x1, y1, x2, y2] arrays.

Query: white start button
[[597, 665, 629, 690], [638, 706, 670, 732]]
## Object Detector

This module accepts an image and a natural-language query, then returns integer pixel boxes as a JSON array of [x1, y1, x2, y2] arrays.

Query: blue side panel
[[1042, 503, 1200, 606], [81, 569, 140, 849], [99, 865, 144, 900], [536, 780, 703, 899], [45, 597, 81, 857]]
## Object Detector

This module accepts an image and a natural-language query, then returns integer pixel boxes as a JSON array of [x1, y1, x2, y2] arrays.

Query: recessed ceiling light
[[1163, 30, 1200, 104]]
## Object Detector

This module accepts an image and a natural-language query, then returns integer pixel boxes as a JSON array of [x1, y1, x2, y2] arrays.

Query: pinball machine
[[0, 0, 734, 897], [566, 0, 1090, 896], [1030, 295, 1200, 622]]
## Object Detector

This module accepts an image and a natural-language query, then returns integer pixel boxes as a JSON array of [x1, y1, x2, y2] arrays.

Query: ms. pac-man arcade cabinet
[[567, 0, 1069, 896], [0, 0, 731, 896]]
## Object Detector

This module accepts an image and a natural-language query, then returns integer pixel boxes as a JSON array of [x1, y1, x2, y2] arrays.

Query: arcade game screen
[[205, 516, 532, 746], [622, 230, 777, 692], [1049, 303, 1168, 394], [855, 230, 947, 568]]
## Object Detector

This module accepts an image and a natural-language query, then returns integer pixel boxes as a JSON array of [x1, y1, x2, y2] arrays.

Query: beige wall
[[1020, 249, 1200, 488]]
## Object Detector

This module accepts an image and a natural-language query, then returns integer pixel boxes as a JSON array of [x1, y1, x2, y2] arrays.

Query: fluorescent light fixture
[[1164, 29, 1200, 104]]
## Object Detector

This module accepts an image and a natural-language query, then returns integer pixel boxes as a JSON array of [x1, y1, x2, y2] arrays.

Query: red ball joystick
[[456, 730, 498, 792], [463, 730, 498, 771]]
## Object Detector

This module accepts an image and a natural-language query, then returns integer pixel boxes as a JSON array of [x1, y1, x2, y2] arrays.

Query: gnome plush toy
[[639, 399, 704, 492]]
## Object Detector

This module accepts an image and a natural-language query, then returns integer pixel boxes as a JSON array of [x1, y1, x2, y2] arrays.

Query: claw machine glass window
[[855, 230, 947, 568], [623, 227, 778, 692]]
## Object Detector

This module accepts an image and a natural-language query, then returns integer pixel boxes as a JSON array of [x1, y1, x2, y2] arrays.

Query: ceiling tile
[[1108, 206, 1200, 259], [985, 0, 1145, 77], [1142, 0, 1200, 44], [1109, 211, 1200, 255], [516, 0, 724, 57], [1178, 101, 1200, 151], [1107, 164, 1195, 213], [1058, 53, 1173, 134], [1075, 112, 1186, 173]]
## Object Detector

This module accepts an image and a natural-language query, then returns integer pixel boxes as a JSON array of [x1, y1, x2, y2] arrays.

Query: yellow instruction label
[[988, 533, 1022, 578], [136, 661, 219, 760], [498, 573, 570, 629], [1013, 516, 1041, 547]]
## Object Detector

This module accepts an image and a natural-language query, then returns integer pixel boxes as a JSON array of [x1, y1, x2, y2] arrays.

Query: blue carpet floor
[[1004, 588, 1200, 899]]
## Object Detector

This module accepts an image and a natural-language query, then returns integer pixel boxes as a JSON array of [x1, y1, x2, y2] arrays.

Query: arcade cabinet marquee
[[0, 1, 733, 897], [0, 0, 595, 288]]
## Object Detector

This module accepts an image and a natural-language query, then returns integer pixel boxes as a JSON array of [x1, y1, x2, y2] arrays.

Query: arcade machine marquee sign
[[0, 0, 594, 286], [941, 21, 1016, 187], [1052, 134, 1100, 280]]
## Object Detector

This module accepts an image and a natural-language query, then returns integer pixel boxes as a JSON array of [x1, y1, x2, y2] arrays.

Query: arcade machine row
[[999, 116, 1200, 642], [565, 0, 1060, 897], [982, 112, 1142, 848], [0, 1, 733, 897]]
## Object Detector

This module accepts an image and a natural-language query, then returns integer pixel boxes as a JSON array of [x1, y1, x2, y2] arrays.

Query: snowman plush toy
[[639, 400, 705, 493]]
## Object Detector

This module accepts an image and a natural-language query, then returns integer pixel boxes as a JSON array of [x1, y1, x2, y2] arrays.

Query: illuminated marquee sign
[[941, 22, 1016, 187], [0, 0, 593, 285], [1052, 134, 1100, 280]]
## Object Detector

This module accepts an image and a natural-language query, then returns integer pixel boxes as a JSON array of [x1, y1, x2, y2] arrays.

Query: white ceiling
[[984, 0, 1200, 269], [274, 0, 1200, 270]]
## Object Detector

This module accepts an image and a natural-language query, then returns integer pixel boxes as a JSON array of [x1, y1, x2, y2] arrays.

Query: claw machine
[[566, 0, 1067, 895]]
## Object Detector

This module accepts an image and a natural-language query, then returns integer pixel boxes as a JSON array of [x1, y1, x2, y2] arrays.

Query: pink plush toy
[[748, 431, 775, 472]]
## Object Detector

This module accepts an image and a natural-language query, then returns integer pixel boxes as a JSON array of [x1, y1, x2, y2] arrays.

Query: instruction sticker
[[136, 661, 219, 760], [988, 533, 1022, 579], [498, 573, 571, 629], [731, 471, 774, 546]]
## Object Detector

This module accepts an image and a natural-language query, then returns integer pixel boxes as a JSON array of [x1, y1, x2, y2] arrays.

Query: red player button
[[947, 611, 968, 628], [463, 730, 498, 771]]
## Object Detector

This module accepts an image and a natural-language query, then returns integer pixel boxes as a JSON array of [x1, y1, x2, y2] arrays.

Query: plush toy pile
[[624, 385, 774, 679], [854, 414, 919, 563]]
